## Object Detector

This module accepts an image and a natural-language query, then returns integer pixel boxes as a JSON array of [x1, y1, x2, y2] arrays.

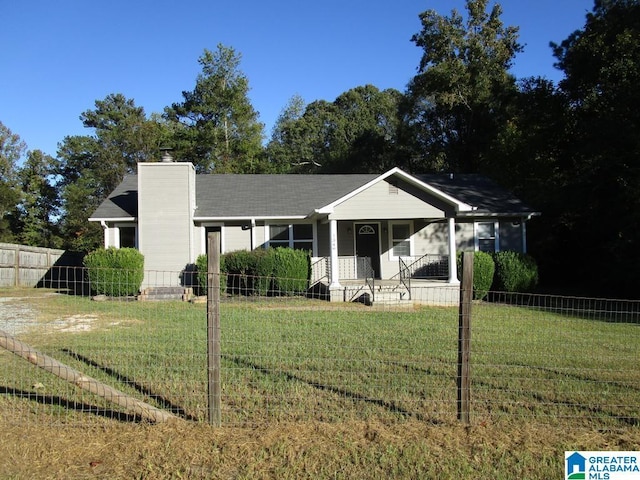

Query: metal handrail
[[310, 257, 329, 285], [399, 257, 412, 300], [394, 254, 449, 280], [362, 257, 375, 304]]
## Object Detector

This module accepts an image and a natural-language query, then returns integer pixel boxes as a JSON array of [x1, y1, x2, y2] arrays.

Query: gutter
[[455, 211, 540, 219]]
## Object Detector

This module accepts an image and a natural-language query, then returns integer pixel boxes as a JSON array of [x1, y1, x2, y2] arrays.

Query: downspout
[[250, 218, 256, 250], [521, 213, 535, 253], [447, 216, 459, 284], [100, 221, 108, 248]]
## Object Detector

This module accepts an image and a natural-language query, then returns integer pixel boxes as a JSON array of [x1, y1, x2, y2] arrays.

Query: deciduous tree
[[405, 0, 522, 173], [547, 0, 640, 296], [267, 85, 403, 173]]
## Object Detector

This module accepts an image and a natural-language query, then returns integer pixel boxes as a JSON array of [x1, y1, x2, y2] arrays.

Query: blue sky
[[1, 0, 593, 159]]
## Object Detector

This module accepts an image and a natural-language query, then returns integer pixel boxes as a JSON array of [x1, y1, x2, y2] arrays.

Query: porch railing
[[310, 256, 369, 284], [310, 257, 329, 286], [397, 254, 449, 280]]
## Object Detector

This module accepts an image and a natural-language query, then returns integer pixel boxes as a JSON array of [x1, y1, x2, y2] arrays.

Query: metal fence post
[[457, 251, 473, 424], [207, 232, 221, 426]]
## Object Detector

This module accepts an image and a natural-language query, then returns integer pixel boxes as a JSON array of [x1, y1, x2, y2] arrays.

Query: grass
[[0, 288, 639, 478]]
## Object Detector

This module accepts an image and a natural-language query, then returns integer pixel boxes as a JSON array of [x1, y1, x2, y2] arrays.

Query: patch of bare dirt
[[0, 295, 107, 335]]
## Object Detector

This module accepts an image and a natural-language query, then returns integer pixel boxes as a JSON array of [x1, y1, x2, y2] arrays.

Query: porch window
[[269, 224, 313, 251], [390, 222, 412, 258], [476, 221, 499, 252], [116, 225, 137, 248]]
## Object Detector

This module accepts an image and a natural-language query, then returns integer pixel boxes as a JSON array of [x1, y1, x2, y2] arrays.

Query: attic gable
[[314, 168, 474, 217]]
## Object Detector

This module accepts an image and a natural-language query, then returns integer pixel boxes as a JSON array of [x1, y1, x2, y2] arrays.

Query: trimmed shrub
[[196, 253, 226, 295], [492, 251, 539, 293], [457, 251, 495, 300], [271, 247, 310, 295], [253, 248, 277, 296], [196, 254, 208, 293], [84, 247, 144, 296], [224, 249, 259, 295], [197, 248, 310, 297]]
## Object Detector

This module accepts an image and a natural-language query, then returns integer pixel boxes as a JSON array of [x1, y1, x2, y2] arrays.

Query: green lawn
[[1, 292, 638, 428]]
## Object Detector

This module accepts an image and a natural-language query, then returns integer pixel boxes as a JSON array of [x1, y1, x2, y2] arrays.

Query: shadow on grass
[[471, 368, 640, 427], [61, 349, 198, 422], [223, 354, 442, 424], [485, 291, 640, 324], [0, 385, 141, 422]]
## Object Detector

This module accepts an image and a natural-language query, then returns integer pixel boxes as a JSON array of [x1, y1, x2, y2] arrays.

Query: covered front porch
[[307, 213, 461, 304], [315, 217, 459, 280], [310, 247, 460, 306]]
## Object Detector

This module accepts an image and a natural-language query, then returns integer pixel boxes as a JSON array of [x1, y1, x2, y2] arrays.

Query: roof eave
[[194, 215, 307, 222], [456, 211, 541, 219], [88, 217, 136, 222]]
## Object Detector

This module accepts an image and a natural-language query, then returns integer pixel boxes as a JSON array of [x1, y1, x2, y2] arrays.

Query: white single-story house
[[89, 157, 538, 302]]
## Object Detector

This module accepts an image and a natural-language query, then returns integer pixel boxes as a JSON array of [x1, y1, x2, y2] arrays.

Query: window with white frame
[[269, 224, 313, 251], [390, 222, 412, 258], [476, 221, 498, 252], [117, 225, 137, 248]]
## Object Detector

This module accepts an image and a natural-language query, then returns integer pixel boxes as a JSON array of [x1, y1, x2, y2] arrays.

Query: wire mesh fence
[[0, 266, 638, 429]]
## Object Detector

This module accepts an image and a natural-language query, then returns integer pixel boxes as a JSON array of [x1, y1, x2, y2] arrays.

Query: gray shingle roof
[[194, 174, 378, 218], [416, 174, 535, 216], [90, 170, 536, 220], [90, 175, 138, 219]]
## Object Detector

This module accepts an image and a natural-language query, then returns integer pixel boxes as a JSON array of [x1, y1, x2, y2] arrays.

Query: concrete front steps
[[343, 283, 412, 306], [138, 287, 194, 302]]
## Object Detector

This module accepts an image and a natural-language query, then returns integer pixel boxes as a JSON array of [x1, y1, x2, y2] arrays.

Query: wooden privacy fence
[[0, 243, 84, 288]]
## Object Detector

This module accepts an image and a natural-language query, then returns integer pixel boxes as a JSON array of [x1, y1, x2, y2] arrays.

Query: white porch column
[[447, 216, 459, 284], [329, 219, 341, 288]]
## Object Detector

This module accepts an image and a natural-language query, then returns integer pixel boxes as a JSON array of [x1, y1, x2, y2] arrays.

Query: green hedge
[[492, 251, 539, 293], [84, 247, 144, 296], [457, 251, 495, 300], [271, 247, 311, 294], [197, 248, 309, 296], [196, 254, 227, 295]]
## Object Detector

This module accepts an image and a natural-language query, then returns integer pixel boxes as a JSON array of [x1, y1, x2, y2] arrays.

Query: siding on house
[[194, 222, 253, 256], [456, 222, 476, 251], [225, 223, 252, 252], [330, 180, 447, 220], [413, 221, 450, 256]]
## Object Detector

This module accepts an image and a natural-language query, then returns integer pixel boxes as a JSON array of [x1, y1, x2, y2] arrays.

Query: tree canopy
[[266, 85, 403, 174], [404, 0, 522, 173], [0, 121, 26, 242], [542, 0, 640, 296], [55, 94, 167, 251], [165, 44, 266, 173]]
